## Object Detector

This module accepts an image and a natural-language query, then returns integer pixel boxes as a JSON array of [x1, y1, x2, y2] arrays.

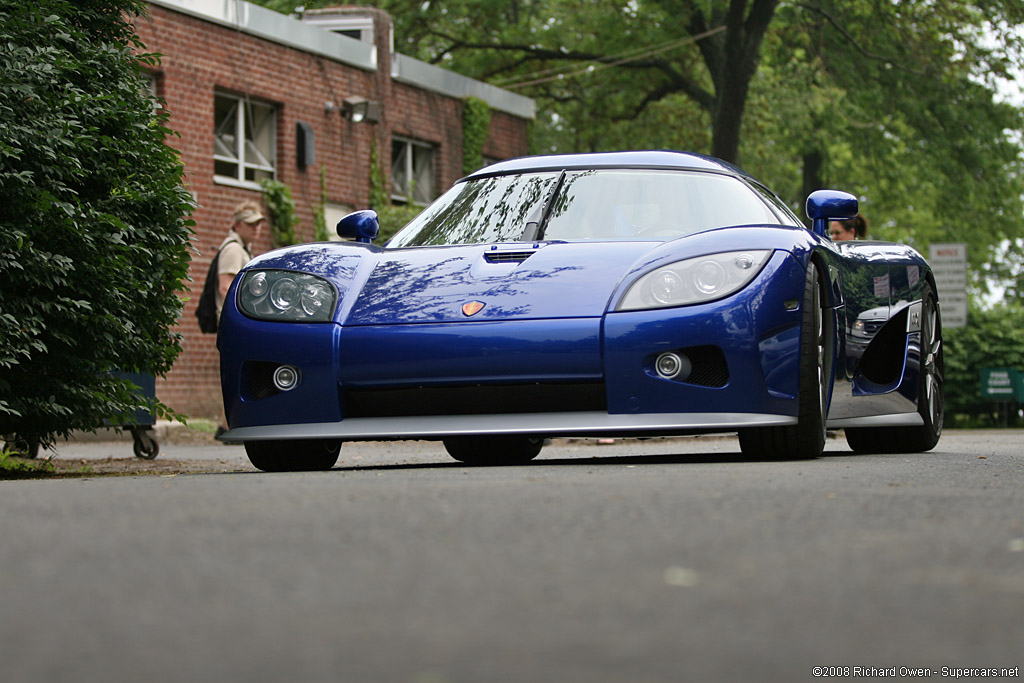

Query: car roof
[[465, 150, 750, 181]]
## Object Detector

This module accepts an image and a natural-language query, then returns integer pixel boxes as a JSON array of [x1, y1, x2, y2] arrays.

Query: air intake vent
[[681, 346, 729, 388], [245, 361, 283, 401], [484, 251, 536, 264], [344, 381, 606, 417]]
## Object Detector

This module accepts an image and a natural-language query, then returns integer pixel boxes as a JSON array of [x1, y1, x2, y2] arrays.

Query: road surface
[[2, 431, 1022, 682]]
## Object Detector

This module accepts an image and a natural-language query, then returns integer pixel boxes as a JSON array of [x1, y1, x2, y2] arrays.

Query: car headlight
[[617, 250, 772, 311], [238, 270, 338, 322]]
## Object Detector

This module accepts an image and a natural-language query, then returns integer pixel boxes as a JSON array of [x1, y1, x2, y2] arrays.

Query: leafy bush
[[942, 305, 1024, 426], [0, 0, 195, 450]]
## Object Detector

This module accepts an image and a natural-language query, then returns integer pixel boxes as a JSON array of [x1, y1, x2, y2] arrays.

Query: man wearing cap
[[217, 200, 264, 316]]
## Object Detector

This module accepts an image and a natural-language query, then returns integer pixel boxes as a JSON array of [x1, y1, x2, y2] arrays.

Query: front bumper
[[218, 411, 797, 442], [219, 251, 811, 440]]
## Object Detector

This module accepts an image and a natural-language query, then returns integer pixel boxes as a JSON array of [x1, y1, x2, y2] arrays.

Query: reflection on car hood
[[343, 241, 656, 325], [245, 225, 812, 326]]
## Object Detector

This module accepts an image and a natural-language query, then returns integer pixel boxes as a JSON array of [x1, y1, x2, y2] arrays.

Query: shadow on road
[[327, 449, 816, 473]]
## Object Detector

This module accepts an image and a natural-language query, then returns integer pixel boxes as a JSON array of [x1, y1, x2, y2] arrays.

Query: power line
[[495, 26, 725, 89]]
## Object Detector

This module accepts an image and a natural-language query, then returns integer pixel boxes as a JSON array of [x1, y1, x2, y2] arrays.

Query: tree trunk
[[699, 0, 781, 165], [801, 149, 824, 224]]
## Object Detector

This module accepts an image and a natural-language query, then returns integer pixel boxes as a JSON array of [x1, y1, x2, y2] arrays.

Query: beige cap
[[233, 201, 264, 224]]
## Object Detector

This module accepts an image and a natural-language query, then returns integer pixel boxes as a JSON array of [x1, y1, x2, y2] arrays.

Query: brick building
[[134, 0, 534, 419]]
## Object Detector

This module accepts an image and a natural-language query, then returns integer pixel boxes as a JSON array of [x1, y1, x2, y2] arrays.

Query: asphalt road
[[2, 431, 1022, 683]]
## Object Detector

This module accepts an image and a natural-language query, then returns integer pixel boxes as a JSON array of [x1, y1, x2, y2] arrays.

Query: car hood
[[339, 241, 657, 325], [244, 226, 805, 326]]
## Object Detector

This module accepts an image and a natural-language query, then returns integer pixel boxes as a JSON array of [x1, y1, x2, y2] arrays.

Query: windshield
[[387, 168, 781, 248]]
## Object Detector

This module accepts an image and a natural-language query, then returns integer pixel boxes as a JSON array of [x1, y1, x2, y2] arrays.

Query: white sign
[[929, 243, 967, 328]]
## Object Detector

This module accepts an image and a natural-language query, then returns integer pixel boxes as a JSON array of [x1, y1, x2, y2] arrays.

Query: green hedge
[[0, 0, 195, 449]]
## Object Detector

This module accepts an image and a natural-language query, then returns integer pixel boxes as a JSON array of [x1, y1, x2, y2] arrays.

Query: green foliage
[[748, 1, 1024, 292], [0, 448, 56, 480], [462, 96, 492, 175], [375, 204, 423, 243], [312, 165, 330, 242], [366, 136, 421, 242], [368, 136, 389, 209], [943, 305, 1024, 424], [259, 179, 299, 247], [0, 0, 195, 448]]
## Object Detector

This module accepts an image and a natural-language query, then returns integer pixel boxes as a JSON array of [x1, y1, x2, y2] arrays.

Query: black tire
[[245, 439, 341, 472], [443, 436, 544, 465], [845, 283, 943, 454], [739, 262, 830, 460]]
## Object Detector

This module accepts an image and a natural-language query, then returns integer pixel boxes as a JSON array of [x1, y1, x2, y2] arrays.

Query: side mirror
[[337, 209, 380, 243], [806, 190, 858, 238]]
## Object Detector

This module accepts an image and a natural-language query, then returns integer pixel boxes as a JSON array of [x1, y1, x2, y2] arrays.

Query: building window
[[391, 138, 435, 205], [214, 92, 276, 186], [142, 72, 161, 114]]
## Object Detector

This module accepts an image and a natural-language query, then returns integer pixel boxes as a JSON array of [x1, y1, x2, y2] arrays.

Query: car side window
[[749, 182, 805, 227]]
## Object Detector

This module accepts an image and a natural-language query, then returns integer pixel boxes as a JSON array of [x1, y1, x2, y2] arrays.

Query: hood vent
[[484, 250, 537, 264]]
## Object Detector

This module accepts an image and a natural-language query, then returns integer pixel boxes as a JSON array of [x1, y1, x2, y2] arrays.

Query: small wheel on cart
[[131, 427, 160, 460], [3, 437, 40, 459]]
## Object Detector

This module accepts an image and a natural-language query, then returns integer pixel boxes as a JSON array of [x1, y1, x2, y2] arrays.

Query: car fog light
[[272, 365, 300, 392], [655, 352, 691, 380]]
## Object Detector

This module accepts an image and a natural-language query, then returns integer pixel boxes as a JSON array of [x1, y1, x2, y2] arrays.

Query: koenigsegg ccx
[[217, 151, 943, 471]]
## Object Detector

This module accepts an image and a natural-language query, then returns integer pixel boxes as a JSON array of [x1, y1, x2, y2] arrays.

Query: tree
[[0, 0, 195, 452], [748, 1, 1024, 288], [366, 0, 780, 165], [251, 0, 1024, 296]]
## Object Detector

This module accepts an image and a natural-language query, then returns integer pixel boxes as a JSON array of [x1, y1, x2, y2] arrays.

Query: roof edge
[[146, 0, 535, 119]]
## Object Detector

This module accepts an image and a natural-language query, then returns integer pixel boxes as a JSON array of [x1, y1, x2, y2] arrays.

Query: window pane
[[215, 159, 238, 177], [246, 101, 276, 170], [412, 145, 434, 204], [214, 96, 240, 161], [391, 142, 409, 199], [215, 93, 277, 182]]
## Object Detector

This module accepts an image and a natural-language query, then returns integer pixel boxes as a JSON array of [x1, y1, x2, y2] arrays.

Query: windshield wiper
[[522, 170, 566, 242]]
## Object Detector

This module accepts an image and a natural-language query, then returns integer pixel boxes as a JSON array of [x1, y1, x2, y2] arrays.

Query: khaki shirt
[[215, 231, 252, 316]]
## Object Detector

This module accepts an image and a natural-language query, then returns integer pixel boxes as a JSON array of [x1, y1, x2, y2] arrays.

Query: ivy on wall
[[259, 179, 298, 248], [312, 165, 329, 242], [462, 96, 492, 175]]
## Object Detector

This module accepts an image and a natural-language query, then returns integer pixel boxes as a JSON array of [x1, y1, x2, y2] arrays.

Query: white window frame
[[391, 137, 436, 206], [214, 91, 277, 190]]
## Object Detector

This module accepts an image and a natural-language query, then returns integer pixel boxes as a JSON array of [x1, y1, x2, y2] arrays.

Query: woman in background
[[829, 213, 868, 241]]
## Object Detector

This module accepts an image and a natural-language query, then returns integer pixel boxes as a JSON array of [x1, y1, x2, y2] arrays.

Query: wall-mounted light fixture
[[342, 96, 382, 124], [324, 101, 337, 115]]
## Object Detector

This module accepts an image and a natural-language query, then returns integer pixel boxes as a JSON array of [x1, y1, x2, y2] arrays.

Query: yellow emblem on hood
[[462, 301, 485, 317]]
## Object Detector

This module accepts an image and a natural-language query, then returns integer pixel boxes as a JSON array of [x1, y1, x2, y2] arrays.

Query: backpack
[[195, 248, 223, 334]]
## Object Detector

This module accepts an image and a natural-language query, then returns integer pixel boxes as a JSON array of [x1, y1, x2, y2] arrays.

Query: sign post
[[929, 243, 967, 328]]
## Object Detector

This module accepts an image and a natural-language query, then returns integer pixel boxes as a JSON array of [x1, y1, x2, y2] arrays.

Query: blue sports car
[[218, 151, 943, 471]]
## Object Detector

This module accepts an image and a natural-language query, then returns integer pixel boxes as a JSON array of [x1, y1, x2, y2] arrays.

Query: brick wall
[[133, 4, 531, 420]]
